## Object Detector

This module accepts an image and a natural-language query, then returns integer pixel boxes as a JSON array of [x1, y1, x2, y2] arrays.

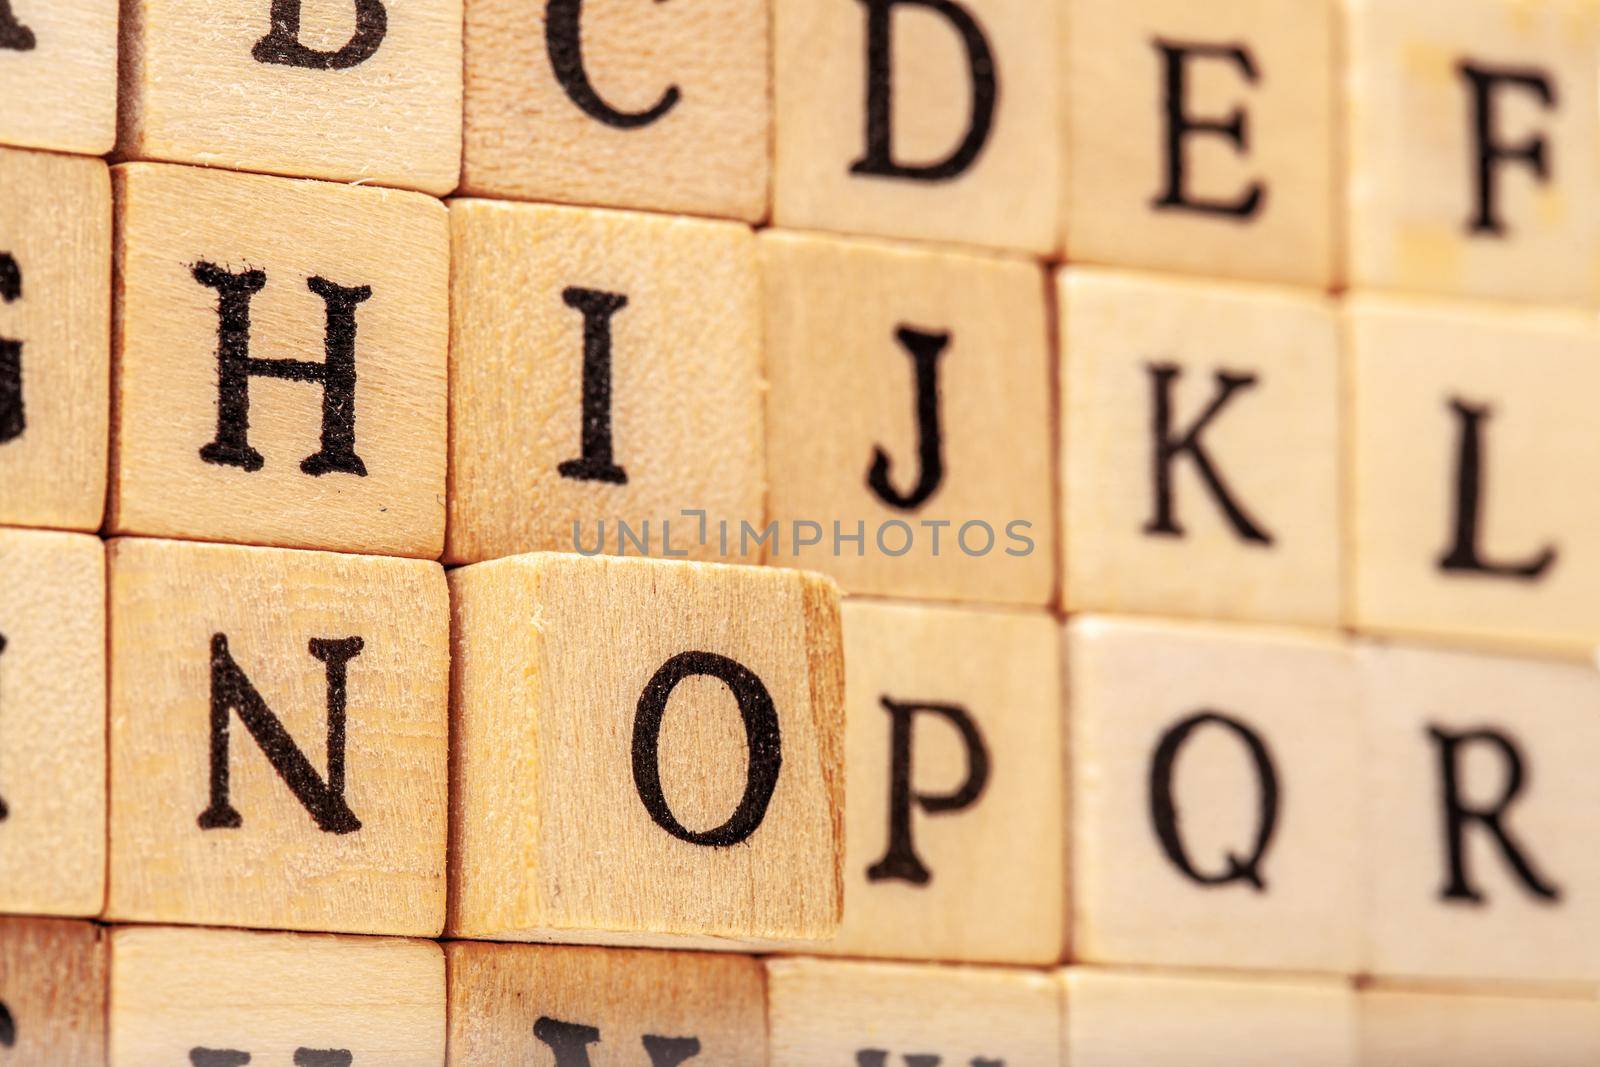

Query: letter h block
[[448, 553, 845, 947]]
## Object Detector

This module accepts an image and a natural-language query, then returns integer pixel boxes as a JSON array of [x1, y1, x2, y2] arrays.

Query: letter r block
[[0, 0, 117, 154], [448, 553, 844, 946], [0, 918, 108, 1067]]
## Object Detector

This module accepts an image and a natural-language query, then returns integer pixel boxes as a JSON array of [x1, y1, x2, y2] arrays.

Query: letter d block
[[449, 553, 845, 946], [106, 537, 449, 936], [0, 918, 108, 1067]]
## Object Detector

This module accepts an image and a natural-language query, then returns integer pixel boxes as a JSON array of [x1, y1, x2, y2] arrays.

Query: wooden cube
[[1061, 269, 1341, 627], [0, 0, 117, 154], [767, 958, 1060, 1067], [813, 598, 1065, 964], [1360, 983, 1600, 1066], [105, 537, 449, 937], [0, 918, 107, 1067], [446, 201, 764, 566], [116, 0, 461, 193], [0, 147, 111, 532], [448, 552, 844, 946], [771, 0, 1060, 254], [1068, 616, 1363, 973], [460, 0, 767, 220], [446, 942, 766, 1066], [1349, 297, 1600, 651], [1064, 0, 1337, 287], [110, 163, 449, 559], [1345, 0, 1600, 306], [0, 528, 105, 918], [108, 926, 445, 1065], [763, 231, 1055, 605]]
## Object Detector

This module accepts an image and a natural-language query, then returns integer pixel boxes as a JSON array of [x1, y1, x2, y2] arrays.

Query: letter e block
[[1360, 985, 1600, 1066], [0, 918, 107, 1067], [0, 0, 117, 154]]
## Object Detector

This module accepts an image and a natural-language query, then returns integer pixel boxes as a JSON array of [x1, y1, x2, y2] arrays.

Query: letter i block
[[446, 943, 766, 1066], [446, 201, 764, 565], [1060, 269, 1341, 627], [0, 918, 108, 1067], [0, 0, 117, 154], [110, 164, 449, 558], [105, 537, 449, 936], [109, 926, 445, 1065], [1346, 0, 1600, 306], [449, 553, 844, 946], [1360, 985, 1600, 1066], [762, 232, 1055, 605], [1067, 617, 1363, 974]]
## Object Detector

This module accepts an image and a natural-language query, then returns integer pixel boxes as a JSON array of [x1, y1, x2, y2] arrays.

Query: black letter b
[[254, 0, 388, 70]]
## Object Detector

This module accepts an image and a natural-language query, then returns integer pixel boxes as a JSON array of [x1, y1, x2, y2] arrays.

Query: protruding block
[[1360, 984, 1600, 1066], [0, 0, 117, 154], [816, 598, 1065, 964], [1345, 0, 1600, 306], [1064, 0, 1337, 287], [106, 537, 449, 936], [1061, 269, 1341, 627], [446, 201, 764, 565], [110, 163, 449, 558], [109, 926, 445, 1065], [772, 0, 1060, 254], [116, 0, 461, 193], [1350, 297, 1600, 651], [446, 942, 766, 1066], [1068, 616, 1362, 973], [0, 528, 105, 917], [448, 553, 844, 946], [0, 918, 108, 1067], [460, 0, 767, 220], [0, 147, 111, 532], [763, 231, 1055, 605]]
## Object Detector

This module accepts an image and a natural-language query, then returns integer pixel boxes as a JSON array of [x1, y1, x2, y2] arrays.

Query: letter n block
[[1360, 984, 1600, 1066], [449, 553, 844, 946], [0, 918, 107, 1067], [105, 537, 449, 936], [110, 163, 449, 558], [0, 0, 117, 154]]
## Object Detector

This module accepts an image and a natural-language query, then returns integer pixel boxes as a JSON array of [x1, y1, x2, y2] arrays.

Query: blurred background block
[[0, 917, 107, 1067]]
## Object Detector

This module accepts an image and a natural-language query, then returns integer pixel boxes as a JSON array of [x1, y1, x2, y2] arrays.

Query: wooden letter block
[[460, 0, 767, 220], [117, 0, 461, 193], [0, 528, 105, 918], [0, 147, 111, 532], [1345, 0, 1600, 306], [0, 0, 117, 154], [0, 918, 107, 1067], [446, 942, 766, 1067], [763, 232, 1055, 605], [109, 926, 445, 1065], [1349, 297, 1600, 651], [105, 537, 449, 936], [1360, 984, 1600, 1066], [767, 958, 1060, 1067], [110, 163, 449, 558], [1064, 0, 1337, 287], [1068, 617, 1362, 973], [1061, 269, 1341, 627], [771, 0, 1060, 254], [815, 598, 1065, 964], [1063, 969, 1357, 1067], [446, 201, 764, 565], [448, 553, 844, 946], [1364, 642, 1600, 983]]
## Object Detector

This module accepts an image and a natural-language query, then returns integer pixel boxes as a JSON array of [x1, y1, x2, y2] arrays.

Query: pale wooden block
[[445, 200, 764, 566], [772, 0, 1060, 254], [1360, 985, 1600, 1066], [0, 918, 107, 1067], [448, 552, 844, 947], [1064, 968, 1357, 1067], [460, 0, 766, 221], [0, 0, 117, 154], [812, 598, 1065, 965], [1064, 0, 1337, 287], [763, 231, 1055, 605], [116, 0, 460, 193], [1364, 642, 1600, 983], [1349, 296, 1600, 651], [0, 147, 111, 532], [1061, 269, 1341, 627], [105, 537, 448, 937], [109, 926, 444, 1066], [1068, 616, 1362, 973], [0, 528, 105, 918], [767, 957, 1060, 1067], [1346, 0, 1600, 306], [446, 942, 766, 1067], [109, 163, 449, 559]]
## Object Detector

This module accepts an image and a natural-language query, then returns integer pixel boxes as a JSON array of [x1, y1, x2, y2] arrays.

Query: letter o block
[[449, 553, 844, 947]]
